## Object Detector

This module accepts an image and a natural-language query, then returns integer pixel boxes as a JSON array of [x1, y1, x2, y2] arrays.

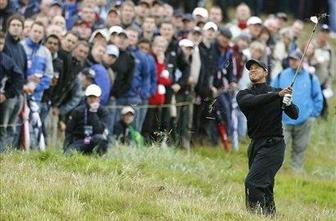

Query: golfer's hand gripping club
[[279, 87, 292, 109]]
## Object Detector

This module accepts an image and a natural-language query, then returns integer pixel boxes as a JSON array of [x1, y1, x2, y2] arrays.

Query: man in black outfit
[[64, 84, 109, 155], [237, 59, 299, 216]]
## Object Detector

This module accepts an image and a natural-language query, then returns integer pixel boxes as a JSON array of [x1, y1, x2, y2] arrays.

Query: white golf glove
[[282, 94, 292, 106]]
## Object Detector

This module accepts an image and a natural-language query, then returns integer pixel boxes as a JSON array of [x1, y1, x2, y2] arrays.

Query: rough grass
[[1, 108, 335, 221], [1, 17, 336, 221]]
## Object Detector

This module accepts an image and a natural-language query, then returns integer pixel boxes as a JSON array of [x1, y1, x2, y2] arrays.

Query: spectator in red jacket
[[142, 36, 171, 143]]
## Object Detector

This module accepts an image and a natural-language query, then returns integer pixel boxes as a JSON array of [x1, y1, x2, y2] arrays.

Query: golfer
[[236, 59, 299, 216]]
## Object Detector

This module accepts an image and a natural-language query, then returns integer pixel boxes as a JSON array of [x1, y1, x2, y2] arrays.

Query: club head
[[310, 16, 318, 24]]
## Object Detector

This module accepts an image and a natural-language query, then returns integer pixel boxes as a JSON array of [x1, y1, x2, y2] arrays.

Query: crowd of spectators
[[0, 0, 334, 154]]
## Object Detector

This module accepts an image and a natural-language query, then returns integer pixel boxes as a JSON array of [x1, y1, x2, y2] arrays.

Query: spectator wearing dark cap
[[275, 12, 288, 29], [177, 13, 194, 40], [49, 0, 63, 18], [106, 7, 121, 28], [150, 0, 165, 26], [134, 0, 151, 31], [271, 50, 323, 171], [312, 24, 335, 117]]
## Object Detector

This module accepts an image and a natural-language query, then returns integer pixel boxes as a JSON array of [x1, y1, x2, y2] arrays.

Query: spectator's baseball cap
[[80, 68, 96, 79], [246, 59, 268, 71], [276, 12, 288, 21], [179, 39, 194, 48], [107, 7, 119, 15], [109, 26, 128, 37], [121, 106, 135, 115], [89, 29, 109, 42], [192, 7, 208, 19], [192, 26, 202, 34], [85, 84, 102, 97], [182, 14, 194, 22], [288, 50, 303, 60], [173, 11, 184, 18], [203, 21, 218, 31], [247, 16, 263, 25], [235, 33, 251, 43], [106, 44, 119, 57], [320, 24, 330, 32], [219, 28, 232, 39]]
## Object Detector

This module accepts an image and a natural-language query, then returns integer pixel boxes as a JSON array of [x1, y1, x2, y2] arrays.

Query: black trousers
[[245, 137, 285, 216]]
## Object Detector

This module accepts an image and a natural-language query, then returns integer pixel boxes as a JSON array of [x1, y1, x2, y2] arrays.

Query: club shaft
[[290, 22, 318, 87]]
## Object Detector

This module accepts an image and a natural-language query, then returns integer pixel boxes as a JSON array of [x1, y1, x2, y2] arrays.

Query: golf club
[[282, 13, 328, 109]]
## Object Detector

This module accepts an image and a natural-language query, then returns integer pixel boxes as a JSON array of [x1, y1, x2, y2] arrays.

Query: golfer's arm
[[237, 90, 280, 109], [284, 103, 299, 119]]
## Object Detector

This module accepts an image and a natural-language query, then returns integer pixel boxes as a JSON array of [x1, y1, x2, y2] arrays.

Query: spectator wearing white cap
[[103, 44, 119, 86], [246, 16, 263, 41], [64, 84, 109, 155], [89, 29, 110, 46], [113, 106, 144, 146], [192, 7, 208, 25], [191, 22, 218, 143]]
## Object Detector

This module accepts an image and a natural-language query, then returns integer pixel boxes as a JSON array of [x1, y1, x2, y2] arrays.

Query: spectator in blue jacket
[[271, 50, 323, 171], [138, 38, 157, 130], [21, 21, 53, 103], [122, 27, 150, 132], [0, 31, 24, 152]]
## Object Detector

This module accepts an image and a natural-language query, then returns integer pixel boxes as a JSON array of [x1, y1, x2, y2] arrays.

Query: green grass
[[1, 109, 335, 221], [1, 17, 336, 221]]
